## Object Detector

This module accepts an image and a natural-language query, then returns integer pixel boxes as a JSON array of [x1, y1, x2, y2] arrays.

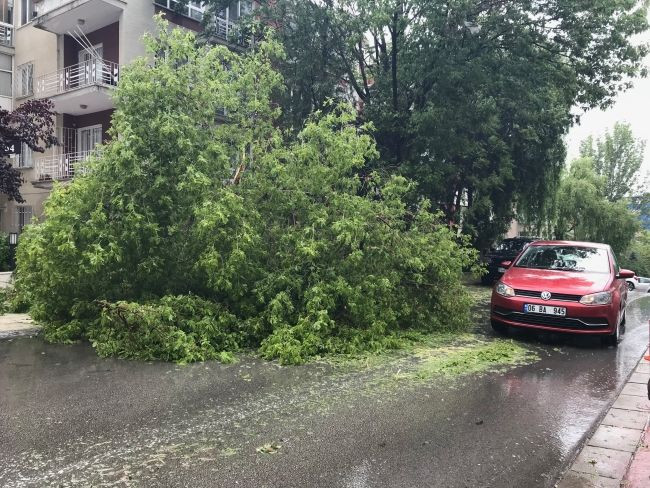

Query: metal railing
[[212, 16, 250, 46], [35, 151, 93, 181], [35, 58, 120, 98], [0, 22, 13, 47]]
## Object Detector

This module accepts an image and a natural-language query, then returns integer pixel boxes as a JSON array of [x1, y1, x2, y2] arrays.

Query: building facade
[[1, 0, 251, 236]]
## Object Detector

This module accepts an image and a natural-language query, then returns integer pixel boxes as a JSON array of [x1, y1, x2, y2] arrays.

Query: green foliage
[[15, 19, 479, 365], [554, 158, 639, 254], [0, 286, 29, 315], [0, 232, 11, 271], [198, 0, 648, 251], [580, 123, 646, 202], [620, 231, 650, 277], [88, 296, 241, 363]]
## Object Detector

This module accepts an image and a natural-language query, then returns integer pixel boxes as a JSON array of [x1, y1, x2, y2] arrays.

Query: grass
[[324, 283, 540, 383]]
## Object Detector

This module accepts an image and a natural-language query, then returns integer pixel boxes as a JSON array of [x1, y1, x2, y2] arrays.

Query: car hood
[[502, 267, 612, 295]]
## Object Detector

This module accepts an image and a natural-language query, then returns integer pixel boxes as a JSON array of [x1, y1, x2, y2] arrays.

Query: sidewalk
[[557, 354, 650, 488], [0, 313, 40, 338]]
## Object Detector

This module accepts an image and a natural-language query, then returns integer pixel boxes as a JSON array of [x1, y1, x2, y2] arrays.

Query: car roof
[[527, 240, 611, 250]]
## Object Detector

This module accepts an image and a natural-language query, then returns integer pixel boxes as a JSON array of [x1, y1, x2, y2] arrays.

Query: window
[[20, 0, 34, 26], [188, 1, 204, 20], [0, 52, 11, 98], [155, 0, 205, 20], [15, 143, 32, 168], [1, 0, 14, 24], [15, 205, 32, 232], [16, 62, 32, 97], [515, 245, 611, 274], [240, 1, 253, 16]]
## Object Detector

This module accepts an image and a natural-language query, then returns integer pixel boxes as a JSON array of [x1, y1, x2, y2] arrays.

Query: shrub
[[14, 19, 480, 364], [0, 232, 11, 271]]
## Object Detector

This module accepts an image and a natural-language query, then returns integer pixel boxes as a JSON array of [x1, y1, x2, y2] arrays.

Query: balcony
[[0, 22, 13, 47], [34, 0, 125, 35], [34, 151, 92, 183], [34, 58, 119, 115], [211, 16, 250, 47]]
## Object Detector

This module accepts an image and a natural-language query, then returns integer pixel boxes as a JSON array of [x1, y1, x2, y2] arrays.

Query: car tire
[[491, 319, 508, 336], [627, 281, 635, 291], [602, 315, 623, 347]]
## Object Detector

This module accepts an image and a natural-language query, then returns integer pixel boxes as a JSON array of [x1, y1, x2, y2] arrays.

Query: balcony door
[[77, 125, 102, 156], [78, 44, 103, 85]]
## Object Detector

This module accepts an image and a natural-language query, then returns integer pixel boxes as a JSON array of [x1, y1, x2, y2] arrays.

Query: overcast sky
[[565, 15, 650, 184]]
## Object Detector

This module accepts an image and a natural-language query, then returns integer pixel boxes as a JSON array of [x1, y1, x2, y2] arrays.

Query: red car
[[490, 240, 634, 346]]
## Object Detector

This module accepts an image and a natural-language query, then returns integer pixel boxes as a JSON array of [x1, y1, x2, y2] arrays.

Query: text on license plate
[[524, 304, 566, 316]]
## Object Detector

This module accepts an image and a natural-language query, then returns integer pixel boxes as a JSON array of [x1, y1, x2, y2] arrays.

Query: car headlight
[[495, 282, 515, 297], [579, 291, 612, 305]]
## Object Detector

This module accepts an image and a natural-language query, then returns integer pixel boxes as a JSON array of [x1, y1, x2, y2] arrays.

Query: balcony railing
[[35, 58, 120, 98], [212, 16, 250, 46], [0, 21, 13, 47], [35, 151, 93, 181]]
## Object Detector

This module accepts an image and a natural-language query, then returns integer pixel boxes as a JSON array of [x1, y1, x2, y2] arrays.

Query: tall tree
[[579, 122, 646, 202], [554, 158, 638, 254], [0, 99, 57, 202], [195, 0, 648, 250]]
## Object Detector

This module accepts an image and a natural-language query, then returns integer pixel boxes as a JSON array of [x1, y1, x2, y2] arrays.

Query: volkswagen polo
[[490, 240, 634, 346]]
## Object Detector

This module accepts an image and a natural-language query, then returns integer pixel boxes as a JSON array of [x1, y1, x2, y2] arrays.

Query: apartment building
[[0, 0, 252, 236]]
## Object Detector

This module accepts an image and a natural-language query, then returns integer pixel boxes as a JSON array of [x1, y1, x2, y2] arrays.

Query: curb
[[556, 353, 650, 488]]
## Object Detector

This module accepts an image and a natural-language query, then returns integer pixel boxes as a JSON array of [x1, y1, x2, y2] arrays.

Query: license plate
[[497, 267, 506, 273], [524, 304, 566, 316]]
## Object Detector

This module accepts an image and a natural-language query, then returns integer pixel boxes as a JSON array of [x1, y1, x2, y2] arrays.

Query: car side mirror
[[617, 269, 635, 279], [500, 261, 512, 268]]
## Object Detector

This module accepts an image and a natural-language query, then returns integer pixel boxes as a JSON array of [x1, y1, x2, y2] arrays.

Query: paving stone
[[622, 382, 649, 397], [556, 470, 621, 488], [628, 372, 650, 385], [571, 445, 632, 480], [623, 429, 650, 488], [588, 424, 643, 453], [635, 362, 650, 373], [602, 408, 649, 430], [612, 394, 650, 412]]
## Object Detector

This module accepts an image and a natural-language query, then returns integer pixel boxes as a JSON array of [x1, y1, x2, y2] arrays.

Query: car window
[[495, 240, 528, 252], [515, 245, 610, 273]]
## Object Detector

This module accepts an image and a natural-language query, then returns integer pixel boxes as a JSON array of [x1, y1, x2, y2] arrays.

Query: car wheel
[[627, 281, 635, 291], [602, 316, 623, 347], [491, 319, 508, 336]]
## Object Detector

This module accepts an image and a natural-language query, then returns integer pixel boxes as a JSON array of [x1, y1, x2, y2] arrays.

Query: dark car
[[481, 237, 539, 285]]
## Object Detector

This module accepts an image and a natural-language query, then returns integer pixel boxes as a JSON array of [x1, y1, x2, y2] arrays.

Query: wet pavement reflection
[[1, 294, 649, 488]]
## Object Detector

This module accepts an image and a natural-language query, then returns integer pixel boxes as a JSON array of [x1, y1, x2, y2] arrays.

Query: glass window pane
[[0, 70, 11, 96], [0, 53, 11, 71]]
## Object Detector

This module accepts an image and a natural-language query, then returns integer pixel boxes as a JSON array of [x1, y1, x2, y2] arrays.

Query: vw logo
[[541, 291, 552, 301]]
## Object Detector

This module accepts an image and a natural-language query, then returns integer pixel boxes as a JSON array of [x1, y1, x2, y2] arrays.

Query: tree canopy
[[579, 122, 646, 202], [554, 158, 639, 254], [15, 20, 479, 364], [194, 0, 648, 250]]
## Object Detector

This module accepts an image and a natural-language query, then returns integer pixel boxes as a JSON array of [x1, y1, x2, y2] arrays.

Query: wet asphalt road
[[1, 292, 649, 488]]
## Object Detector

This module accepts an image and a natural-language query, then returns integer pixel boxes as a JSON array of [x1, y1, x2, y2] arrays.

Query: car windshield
[[514, 245, 610, 273]]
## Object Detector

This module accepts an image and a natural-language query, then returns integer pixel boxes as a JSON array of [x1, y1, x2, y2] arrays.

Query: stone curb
[[556, 354, 650, 488]]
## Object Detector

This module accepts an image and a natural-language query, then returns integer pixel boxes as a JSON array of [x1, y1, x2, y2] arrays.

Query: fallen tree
[[15, 20, 479, 364]]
